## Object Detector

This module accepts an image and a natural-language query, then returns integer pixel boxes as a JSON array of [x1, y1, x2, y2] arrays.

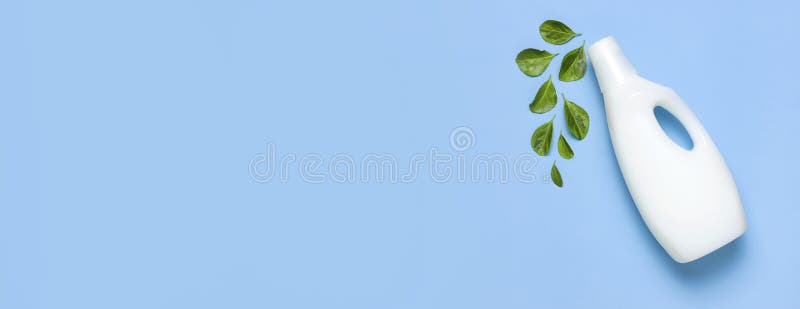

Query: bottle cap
[[588, 36, 637, 92]]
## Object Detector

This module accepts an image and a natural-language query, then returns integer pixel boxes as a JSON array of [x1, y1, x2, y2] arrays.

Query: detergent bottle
[[588, 36, 747, 263]]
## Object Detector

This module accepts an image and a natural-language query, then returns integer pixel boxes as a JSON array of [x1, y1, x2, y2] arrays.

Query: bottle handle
[[653, 89, 710, 152]]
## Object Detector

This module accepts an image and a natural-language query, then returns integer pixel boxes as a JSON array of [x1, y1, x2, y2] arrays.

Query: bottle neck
[[588, 37, 637, 93]]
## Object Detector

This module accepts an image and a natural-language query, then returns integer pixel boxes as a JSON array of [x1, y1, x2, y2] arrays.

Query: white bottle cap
[[588, 36, 637, 92]]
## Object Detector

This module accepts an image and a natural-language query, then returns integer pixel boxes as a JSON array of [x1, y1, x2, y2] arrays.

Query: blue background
[[2, 0, 799, 308]]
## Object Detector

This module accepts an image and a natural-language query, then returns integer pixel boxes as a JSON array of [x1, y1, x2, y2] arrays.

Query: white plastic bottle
[[588, 37, 746, 263]]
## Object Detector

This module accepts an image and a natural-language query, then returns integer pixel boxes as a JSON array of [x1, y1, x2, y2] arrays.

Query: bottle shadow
[[614, 167, 747, 286]]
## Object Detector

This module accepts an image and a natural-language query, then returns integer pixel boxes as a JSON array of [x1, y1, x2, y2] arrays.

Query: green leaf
[[558, 132, 574, 159], [530, 115, 555, 156], [539, 20, 580, 45], [529, 76, 557, 113], [515, 48, 558, 77], [562, 93, 590, 140], [551, 160, 563, 187], [558, 41, 586, 82]]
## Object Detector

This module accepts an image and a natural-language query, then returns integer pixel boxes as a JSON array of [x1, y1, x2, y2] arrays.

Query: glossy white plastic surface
[[588, 37, 746, 263]]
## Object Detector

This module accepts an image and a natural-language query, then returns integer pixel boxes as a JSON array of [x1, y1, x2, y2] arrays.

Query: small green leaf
[[530, 115, 555, 156], [558, 41, 586, 82], [551, 160, 563, 187], [539, 20, 580, 45], [529, 76, 557, 114], [515, 48, 558, 77], [558, 132, 574, 159], [562, 93, 590, 140]]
